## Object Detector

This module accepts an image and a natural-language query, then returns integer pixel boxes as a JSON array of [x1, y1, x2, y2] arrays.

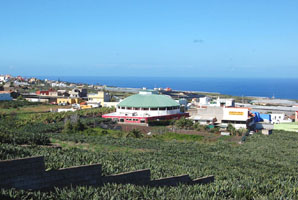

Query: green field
[[1, 131, 298, 199], [1, 103, 298, 199], [274, 122, 298, 132]]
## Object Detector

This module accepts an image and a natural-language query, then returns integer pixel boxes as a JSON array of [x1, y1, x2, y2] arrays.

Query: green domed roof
[[118, 93, 180, 108]]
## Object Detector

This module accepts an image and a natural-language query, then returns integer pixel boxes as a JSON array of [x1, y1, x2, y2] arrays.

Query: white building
[[221, 107, 249, 129], [195, 97, 235, 107], [190, 106, 250, 129], [103, 90, 188, 124], [0, 76, 6, 83], [271, 113, 292, 124], [51, 82, 67, 88]]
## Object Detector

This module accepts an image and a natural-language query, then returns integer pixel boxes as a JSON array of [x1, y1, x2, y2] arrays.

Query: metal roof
[[118, 93, 180, 108]]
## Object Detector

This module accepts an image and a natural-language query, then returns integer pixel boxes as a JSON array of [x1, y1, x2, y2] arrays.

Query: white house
[[271, 113, 292, 124]]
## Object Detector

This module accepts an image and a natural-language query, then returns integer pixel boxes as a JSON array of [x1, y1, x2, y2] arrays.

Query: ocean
[[39, 76, 298, 100]]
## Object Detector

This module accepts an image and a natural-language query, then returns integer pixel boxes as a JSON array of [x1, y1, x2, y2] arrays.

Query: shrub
[[174, 117, 193, 129], [237, 128, 248, 136], [127, 129, 143, 138], [227, 123, 236, 135]]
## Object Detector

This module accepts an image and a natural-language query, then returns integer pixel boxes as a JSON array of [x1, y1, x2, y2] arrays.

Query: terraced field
[[1, 130, 298, 199]]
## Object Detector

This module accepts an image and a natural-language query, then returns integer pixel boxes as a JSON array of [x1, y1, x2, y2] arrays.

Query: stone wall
[[0, 156, 214, 190]]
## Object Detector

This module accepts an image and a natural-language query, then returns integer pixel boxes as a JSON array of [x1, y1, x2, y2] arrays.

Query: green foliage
[[209, 127, 220, 133], [193, 123, 205, 131], [0, 130, 297, 199], [127, 129, 143, 138], [63, 119, 86, 134], [0, 131, 50, 145], [73, 119, 86, 132], [154, 132, 204, 142], [237, 128, 248, 136], [227, 123, 237, 135], [0, 104, 297, 199], [16, 95, 24, 101], [174, 117, 193, 129], [63, 120, 73, 134], [0, 100, 41, 109]]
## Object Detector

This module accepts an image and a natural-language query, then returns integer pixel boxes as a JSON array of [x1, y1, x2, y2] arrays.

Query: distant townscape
[[1, 74, 298, 134], [1, 73, 298, 199]]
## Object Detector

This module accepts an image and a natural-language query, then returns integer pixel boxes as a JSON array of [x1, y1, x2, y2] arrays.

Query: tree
[[174, 117, 193, 129]]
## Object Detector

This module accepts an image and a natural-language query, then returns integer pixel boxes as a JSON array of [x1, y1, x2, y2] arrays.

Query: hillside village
[[1, 74, 298, 136], [1, 74, 298, 199]]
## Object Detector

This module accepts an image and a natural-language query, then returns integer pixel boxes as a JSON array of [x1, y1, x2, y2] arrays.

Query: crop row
[[1, 130, 298, 199]]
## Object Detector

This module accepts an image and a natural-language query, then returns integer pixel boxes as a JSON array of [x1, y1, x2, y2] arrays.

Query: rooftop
[[118, 91, 179, 108]]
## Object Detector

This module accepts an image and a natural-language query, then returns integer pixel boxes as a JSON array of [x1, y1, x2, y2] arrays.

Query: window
[[143, 108, 149, 110], [140, 119, 146, 123], [159, 107, 166, 110], [151, 108, 158, 111], [120, 118, 124, 122], [127, 107, 132, 110]]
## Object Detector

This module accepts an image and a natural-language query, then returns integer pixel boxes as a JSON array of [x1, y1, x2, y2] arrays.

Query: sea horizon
[[34, 76, 298, 100]]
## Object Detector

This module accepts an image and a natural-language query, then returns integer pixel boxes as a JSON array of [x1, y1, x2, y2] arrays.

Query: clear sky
[[0, 0, 297, 78]]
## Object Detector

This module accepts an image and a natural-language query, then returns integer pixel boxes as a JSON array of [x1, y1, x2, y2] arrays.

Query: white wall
[[223, 108, 249, 121], [271, 114, 284, 124], [116, 107, 180, 117]]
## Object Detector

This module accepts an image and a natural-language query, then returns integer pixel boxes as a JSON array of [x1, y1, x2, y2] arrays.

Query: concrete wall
[[0, 156, 101, 190], [102, 169, 151, 185], [223, 108, 249, 121], [0, 156, 214, 190], [193, 107, 224, 122], [255, 122, 274, 130]]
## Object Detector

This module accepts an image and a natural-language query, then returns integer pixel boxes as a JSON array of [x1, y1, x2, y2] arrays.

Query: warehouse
[[102, 90, 189, 124], [190, 106, 251, 129]]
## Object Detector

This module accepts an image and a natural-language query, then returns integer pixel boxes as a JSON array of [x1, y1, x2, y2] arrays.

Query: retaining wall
[[0, 156, 214, 190]]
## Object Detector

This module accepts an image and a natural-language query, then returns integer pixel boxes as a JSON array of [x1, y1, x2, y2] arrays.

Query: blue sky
[[0, 0, 297, 78]]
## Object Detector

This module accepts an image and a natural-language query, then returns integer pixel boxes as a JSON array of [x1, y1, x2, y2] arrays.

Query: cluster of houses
[[1, 75, 298, 134], [27, 89, 118, 110]]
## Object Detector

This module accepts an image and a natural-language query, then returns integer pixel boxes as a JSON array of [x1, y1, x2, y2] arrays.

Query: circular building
[[103, 90, 189, 124]]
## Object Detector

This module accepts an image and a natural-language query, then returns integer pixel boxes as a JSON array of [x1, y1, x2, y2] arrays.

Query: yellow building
[[57, 97, 81, 105], [87, 91, 110, 105]]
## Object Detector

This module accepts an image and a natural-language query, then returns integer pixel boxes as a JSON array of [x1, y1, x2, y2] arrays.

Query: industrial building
[[190, 106, 251, 129], [102, 90, 189, 124]]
